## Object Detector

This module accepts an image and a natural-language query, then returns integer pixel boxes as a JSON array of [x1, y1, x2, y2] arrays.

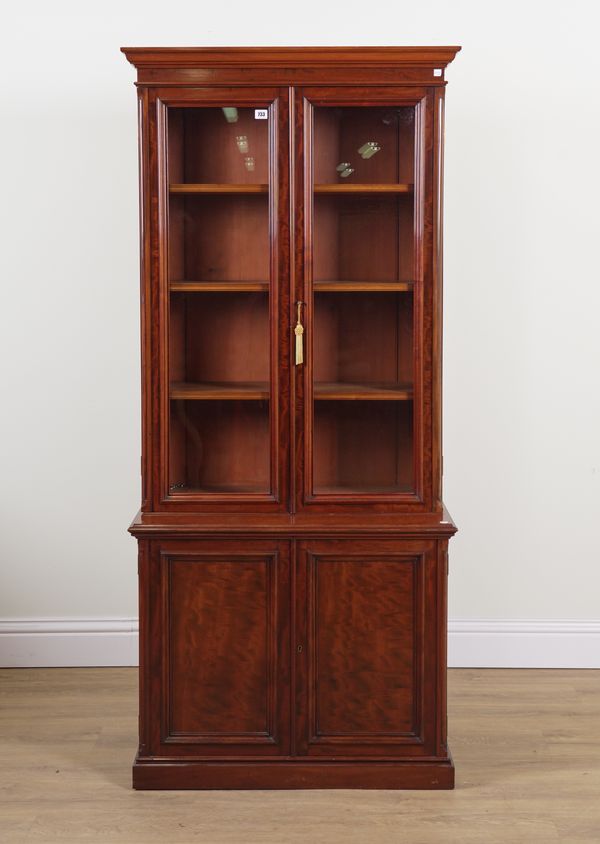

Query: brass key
[[294, 301, 304, 366]]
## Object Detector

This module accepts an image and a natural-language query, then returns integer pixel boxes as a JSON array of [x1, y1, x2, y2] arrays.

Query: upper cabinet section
[[124, 48, 459, 515]]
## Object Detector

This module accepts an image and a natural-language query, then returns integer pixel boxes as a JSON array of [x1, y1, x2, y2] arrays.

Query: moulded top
[[121, 46, 461, 86], [121, 46, 461, 67]]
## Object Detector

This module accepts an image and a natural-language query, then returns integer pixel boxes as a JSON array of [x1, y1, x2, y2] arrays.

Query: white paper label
[[255, 109, 268, 120]]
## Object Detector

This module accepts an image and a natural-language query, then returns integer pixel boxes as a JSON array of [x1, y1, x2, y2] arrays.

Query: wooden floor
[[0, 669, 599, 843]]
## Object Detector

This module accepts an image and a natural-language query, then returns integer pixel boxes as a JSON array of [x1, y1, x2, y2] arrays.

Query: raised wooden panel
[[169, 558, 270, 735], [296, 538, 438, 757], [150, 539, 290, 756], [314, 558, 416, 734]]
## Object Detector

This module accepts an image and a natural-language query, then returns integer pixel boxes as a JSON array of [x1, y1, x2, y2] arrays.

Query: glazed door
[[142, 538, 291, 757], [294, 538, 440, 757], [294, 88, 436, 511], [155, 88, 290, 510]]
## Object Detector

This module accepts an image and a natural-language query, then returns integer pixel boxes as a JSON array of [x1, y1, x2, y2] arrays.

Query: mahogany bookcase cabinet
[[122, 46, 460, 790]]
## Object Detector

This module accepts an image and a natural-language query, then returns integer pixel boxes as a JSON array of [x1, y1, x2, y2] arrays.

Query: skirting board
[[0, 619, 138, 668], [448, 620, 600, 669], [0, 618, 599, 668]]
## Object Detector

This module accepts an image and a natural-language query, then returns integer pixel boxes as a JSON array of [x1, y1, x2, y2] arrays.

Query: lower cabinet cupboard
[[295, 539, 441, 759], [133, 536, 453, 789], [139, 539, 291, 758]]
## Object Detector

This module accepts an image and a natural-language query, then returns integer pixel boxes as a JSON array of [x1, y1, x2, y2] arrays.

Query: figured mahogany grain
[[169, 558, 269, 735], [144, 538, 291, 757], [313, 559, 416, 735]]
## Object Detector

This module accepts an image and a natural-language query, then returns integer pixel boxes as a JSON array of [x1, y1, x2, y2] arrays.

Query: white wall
[[1, 0, 599, 665]]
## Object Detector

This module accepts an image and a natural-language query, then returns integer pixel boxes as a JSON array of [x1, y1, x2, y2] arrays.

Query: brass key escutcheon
[[294, 301, 304, 365]]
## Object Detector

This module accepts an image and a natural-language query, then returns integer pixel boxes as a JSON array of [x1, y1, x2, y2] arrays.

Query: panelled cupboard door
[[294, 87, 438, 512], [294, 538, 440, 757], [142, 539, 291, 756], [150, 87, 291, 512]]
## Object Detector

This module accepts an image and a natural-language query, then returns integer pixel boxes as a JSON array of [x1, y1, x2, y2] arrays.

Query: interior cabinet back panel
[[170, 195, 270, 283], [168, 107, 270, 185], [313, 292, 413, 383], [313, 401, 414, 493], [172, 292, 270, 383]]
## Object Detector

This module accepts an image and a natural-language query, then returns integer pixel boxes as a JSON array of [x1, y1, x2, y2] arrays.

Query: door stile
[[273, 86, 292, 512], [291, 86, 306, 514]]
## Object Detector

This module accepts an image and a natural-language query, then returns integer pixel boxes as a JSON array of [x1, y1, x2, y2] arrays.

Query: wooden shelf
[[170, 183, 268, 194], [170, 382, 270, 400], [170, 482, 267, 494], [170, 281, 269, 292], [171, 382, 412, 401], [314, 183, 413, 194], [314, 484, 414, 495], [314, 382, 413, 401], [314, 281, 414, 292]]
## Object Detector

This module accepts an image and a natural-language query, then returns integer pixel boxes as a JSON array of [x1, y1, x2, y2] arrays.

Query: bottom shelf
[[313, 484, 414, 495], [169, 481, 268, 494]]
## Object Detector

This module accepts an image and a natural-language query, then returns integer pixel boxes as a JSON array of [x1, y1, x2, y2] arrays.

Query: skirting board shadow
[[0, 618, 599, 669]]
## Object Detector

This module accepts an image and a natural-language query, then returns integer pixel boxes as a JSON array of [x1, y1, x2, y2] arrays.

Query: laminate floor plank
[[0, 668, 598, 843]]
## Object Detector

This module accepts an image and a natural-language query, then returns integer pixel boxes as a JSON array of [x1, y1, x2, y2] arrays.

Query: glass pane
[[313, 106, 414, 185], [166, 106, 271, 495], [311, 105, 416, 496], [314, 195, 413, 283], [169, 106, 269, 185], [314, 401, 413, 494]]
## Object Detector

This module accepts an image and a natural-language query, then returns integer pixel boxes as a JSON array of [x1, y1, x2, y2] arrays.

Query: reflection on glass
[[314, 106, 414, 184], [168, 107, 268, 185], [357, 140, 381, 160]]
